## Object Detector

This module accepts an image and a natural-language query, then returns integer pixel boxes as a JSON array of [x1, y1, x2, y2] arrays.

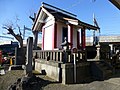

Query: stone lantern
[[61, 37, 72, 63], [61, 37, 72, 50]]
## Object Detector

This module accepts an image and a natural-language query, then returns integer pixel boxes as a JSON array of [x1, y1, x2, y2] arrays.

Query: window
[[62, 27, 68, 42]]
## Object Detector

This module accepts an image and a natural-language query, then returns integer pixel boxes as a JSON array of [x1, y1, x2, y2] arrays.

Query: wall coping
[[35, 59, 90, 68]]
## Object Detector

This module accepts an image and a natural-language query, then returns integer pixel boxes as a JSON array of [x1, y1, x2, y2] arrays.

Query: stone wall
[[62, 63, 91, 84], [35, 59, 62, 82], [35, 59, 91, 84]]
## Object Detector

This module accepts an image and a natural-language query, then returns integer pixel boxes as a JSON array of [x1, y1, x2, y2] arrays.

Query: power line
[[0, 35, 14, 40]]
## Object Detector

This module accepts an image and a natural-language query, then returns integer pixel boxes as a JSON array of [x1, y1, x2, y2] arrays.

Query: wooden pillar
[[42, 23, 45, 50], [77, 31, 80, 49], [81, 28, 86, 50], [54, 23, 57, 48], [52, 23, 57, 49], [33, 31, 38, 49], [68, 24, 73, 48], [81, 28, 87, 61]]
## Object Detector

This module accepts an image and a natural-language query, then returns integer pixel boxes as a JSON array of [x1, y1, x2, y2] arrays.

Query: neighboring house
[[86, 35, 120, 58], [32, 2, 99, 50], [0, 42, 19, 56]]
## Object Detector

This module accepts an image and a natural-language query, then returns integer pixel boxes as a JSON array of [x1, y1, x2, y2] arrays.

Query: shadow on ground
[[8, 73, 60, 90]]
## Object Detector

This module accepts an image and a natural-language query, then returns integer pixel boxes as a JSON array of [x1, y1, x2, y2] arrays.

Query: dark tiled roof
[[78, 20, 100, 30], [44, 6, 99, 30], [109, 0, 120, 10], [32, 3, 100, 31], [43, 6, 78, 20]]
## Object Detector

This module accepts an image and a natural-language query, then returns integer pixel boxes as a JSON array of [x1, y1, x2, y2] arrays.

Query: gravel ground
[[1, 69, 120, 90], [0, 70, 24, 90]]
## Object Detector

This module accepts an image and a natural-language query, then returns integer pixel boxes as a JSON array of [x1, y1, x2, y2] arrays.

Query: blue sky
[[0, 0, 120, 41]]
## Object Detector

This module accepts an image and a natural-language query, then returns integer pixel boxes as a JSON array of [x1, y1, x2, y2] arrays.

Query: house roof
[[32, 2, 100, 31], [109, 0, 120, 10]]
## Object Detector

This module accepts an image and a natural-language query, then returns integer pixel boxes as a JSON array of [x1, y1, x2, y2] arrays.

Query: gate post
[[72, 47, 77, 83]]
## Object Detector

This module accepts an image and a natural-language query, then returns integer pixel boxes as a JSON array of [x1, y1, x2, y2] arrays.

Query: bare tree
[[29, 13, 39, 49], [2, 23, 23, 48]]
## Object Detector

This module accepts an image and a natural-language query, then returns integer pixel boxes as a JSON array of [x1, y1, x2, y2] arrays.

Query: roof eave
[[109, 0, 120, 10], [32, 7, 42, 31], [32, 6, 55, 31], [78, 21, 100, 30]]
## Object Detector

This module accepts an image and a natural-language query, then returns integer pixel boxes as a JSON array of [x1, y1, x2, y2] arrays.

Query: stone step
[[97, 63, 106, 66], [97, 64, 108, 70], [8, 65, 23, 71], [101, 66, 110, 70], [95, 61, 113, 79], [103, 70, 113, 79]]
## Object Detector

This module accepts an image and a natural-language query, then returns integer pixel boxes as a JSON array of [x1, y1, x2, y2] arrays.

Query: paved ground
[[41, 75, 120, 90], [1, 69, 120, 90]]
